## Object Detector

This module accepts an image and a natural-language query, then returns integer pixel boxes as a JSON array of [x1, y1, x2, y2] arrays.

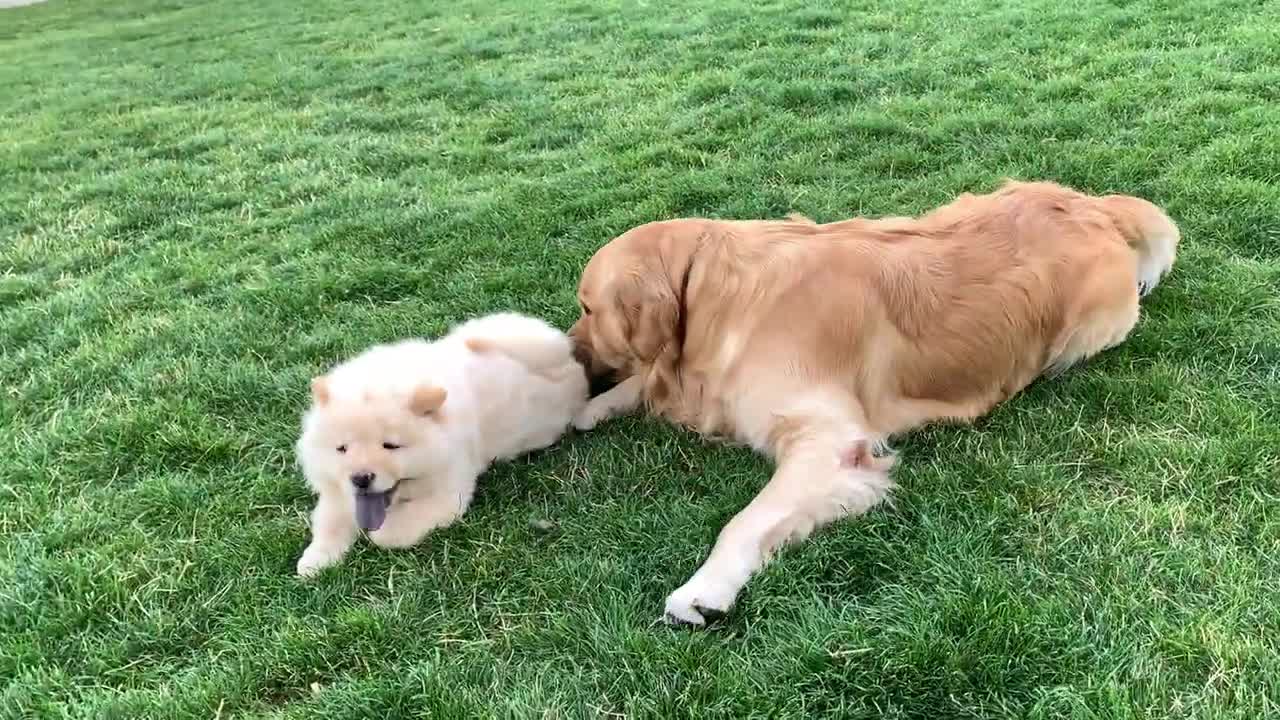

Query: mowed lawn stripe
[[1, 0, 1278, 717]]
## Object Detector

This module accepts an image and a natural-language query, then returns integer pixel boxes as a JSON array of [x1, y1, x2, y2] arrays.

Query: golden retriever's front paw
[[572, 404, 607, 432], [296, 545, 344, 578], [663, 576, 735, 626]]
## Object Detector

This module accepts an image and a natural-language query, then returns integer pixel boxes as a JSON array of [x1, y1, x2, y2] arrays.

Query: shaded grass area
[[2, 0, 1279, 717]]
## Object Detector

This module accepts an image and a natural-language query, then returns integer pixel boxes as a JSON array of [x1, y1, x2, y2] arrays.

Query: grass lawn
[[3, 0, 1279, 716]]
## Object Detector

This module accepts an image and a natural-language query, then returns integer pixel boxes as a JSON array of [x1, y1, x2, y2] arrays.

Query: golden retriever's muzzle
[[569, 331, 620, 398]]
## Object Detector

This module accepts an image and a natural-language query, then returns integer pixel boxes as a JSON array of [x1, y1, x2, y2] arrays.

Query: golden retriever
[[567, 180, 1178, 624]]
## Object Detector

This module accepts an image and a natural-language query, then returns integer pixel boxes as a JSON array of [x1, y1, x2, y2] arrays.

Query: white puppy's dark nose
[[351, 472, 375, 490]]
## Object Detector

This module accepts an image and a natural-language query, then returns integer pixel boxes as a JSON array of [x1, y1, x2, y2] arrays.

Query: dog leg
[[573, 375, 642, 431], [663, 438, 894, 625], [369, 490, 471, 549], [296, 492, 358, 578]]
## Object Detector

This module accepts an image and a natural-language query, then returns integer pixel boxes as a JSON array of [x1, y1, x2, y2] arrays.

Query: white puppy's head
[[300, 371, 451, 531]]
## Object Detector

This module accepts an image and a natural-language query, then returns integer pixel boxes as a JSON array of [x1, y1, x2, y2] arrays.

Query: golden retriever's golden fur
[[568, 181, 1178, 624]]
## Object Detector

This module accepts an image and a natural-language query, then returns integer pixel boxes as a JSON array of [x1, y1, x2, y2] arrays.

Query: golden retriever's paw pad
[[663, 580, 733, 626], [296, 546, 344, 578], [572, 406, 605, 432]]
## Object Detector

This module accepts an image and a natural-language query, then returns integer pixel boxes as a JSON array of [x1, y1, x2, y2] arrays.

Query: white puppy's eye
[[382, 442, 402, 450], [336, 445, 348, 454]]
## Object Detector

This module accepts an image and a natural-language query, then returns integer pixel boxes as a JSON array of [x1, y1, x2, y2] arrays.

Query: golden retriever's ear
[[624, 274, 680, 362], [310, 376, 331, 406], [408, 385, 447, 415]]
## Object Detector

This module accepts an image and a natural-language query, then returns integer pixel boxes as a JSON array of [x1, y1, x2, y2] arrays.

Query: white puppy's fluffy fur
[[295, 313, 587, 577]]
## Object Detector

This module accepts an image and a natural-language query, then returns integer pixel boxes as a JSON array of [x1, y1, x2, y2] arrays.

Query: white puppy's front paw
[[296, 544, 344, 578], [368, 508, 452, 549], [663, 575, 736, 626], [368, 522, 422, 549]]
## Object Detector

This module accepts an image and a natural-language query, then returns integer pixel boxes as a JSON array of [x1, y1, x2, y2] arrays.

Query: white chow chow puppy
[[295, 313, 588, 577]]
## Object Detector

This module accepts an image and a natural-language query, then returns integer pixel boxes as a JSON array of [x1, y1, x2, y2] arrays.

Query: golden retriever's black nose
[[351, 472, 374, 490]]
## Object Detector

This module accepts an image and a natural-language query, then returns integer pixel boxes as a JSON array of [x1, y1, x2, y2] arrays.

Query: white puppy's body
[[295, 313, 587, 577]]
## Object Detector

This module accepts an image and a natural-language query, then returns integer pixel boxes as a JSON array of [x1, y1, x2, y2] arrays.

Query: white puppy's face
[[300, 378, 451, 530]]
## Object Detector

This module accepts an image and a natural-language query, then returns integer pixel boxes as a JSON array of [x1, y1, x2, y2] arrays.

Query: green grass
[[2, 0, 1279, 716]]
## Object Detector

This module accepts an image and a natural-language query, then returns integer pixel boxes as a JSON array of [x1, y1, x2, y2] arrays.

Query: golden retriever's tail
[[1098, 194, 1180, 297]]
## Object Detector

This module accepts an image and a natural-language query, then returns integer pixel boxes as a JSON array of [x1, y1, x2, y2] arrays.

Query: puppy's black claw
[[693, 605, 728, 623], [663, 612, 701, 627]]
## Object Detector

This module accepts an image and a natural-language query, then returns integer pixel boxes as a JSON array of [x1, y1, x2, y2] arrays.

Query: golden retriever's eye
[[382, 442, 402, 450], [336, 445, 348, 454], [581, 303, 592, 316]]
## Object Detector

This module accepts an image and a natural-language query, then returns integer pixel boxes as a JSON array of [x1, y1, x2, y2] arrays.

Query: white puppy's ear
[[408, 385, 447, 415], [310, 376, 331, 406]]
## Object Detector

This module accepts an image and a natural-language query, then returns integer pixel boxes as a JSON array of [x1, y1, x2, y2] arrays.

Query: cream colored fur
[[295, 313, 587, 577]]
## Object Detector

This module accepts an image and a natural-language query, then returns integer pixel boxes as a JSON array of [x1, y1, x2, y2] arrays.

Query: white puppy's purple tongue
[[355, 490, 393, 530]]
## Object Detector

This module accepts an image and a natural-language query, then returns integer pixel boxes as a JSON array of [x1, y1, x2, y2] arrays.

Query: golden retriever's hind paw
[[663, 579, 734, 626], [695, 604, 728, 623], [663, 607, 707, 626], [839, 439, 897, 472], [662, 602, 729, 627]]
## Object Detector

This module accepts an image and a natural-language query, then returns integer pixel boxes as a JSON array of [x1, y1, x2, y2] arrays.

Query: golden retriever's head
[[569, 221, 699, 392]]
